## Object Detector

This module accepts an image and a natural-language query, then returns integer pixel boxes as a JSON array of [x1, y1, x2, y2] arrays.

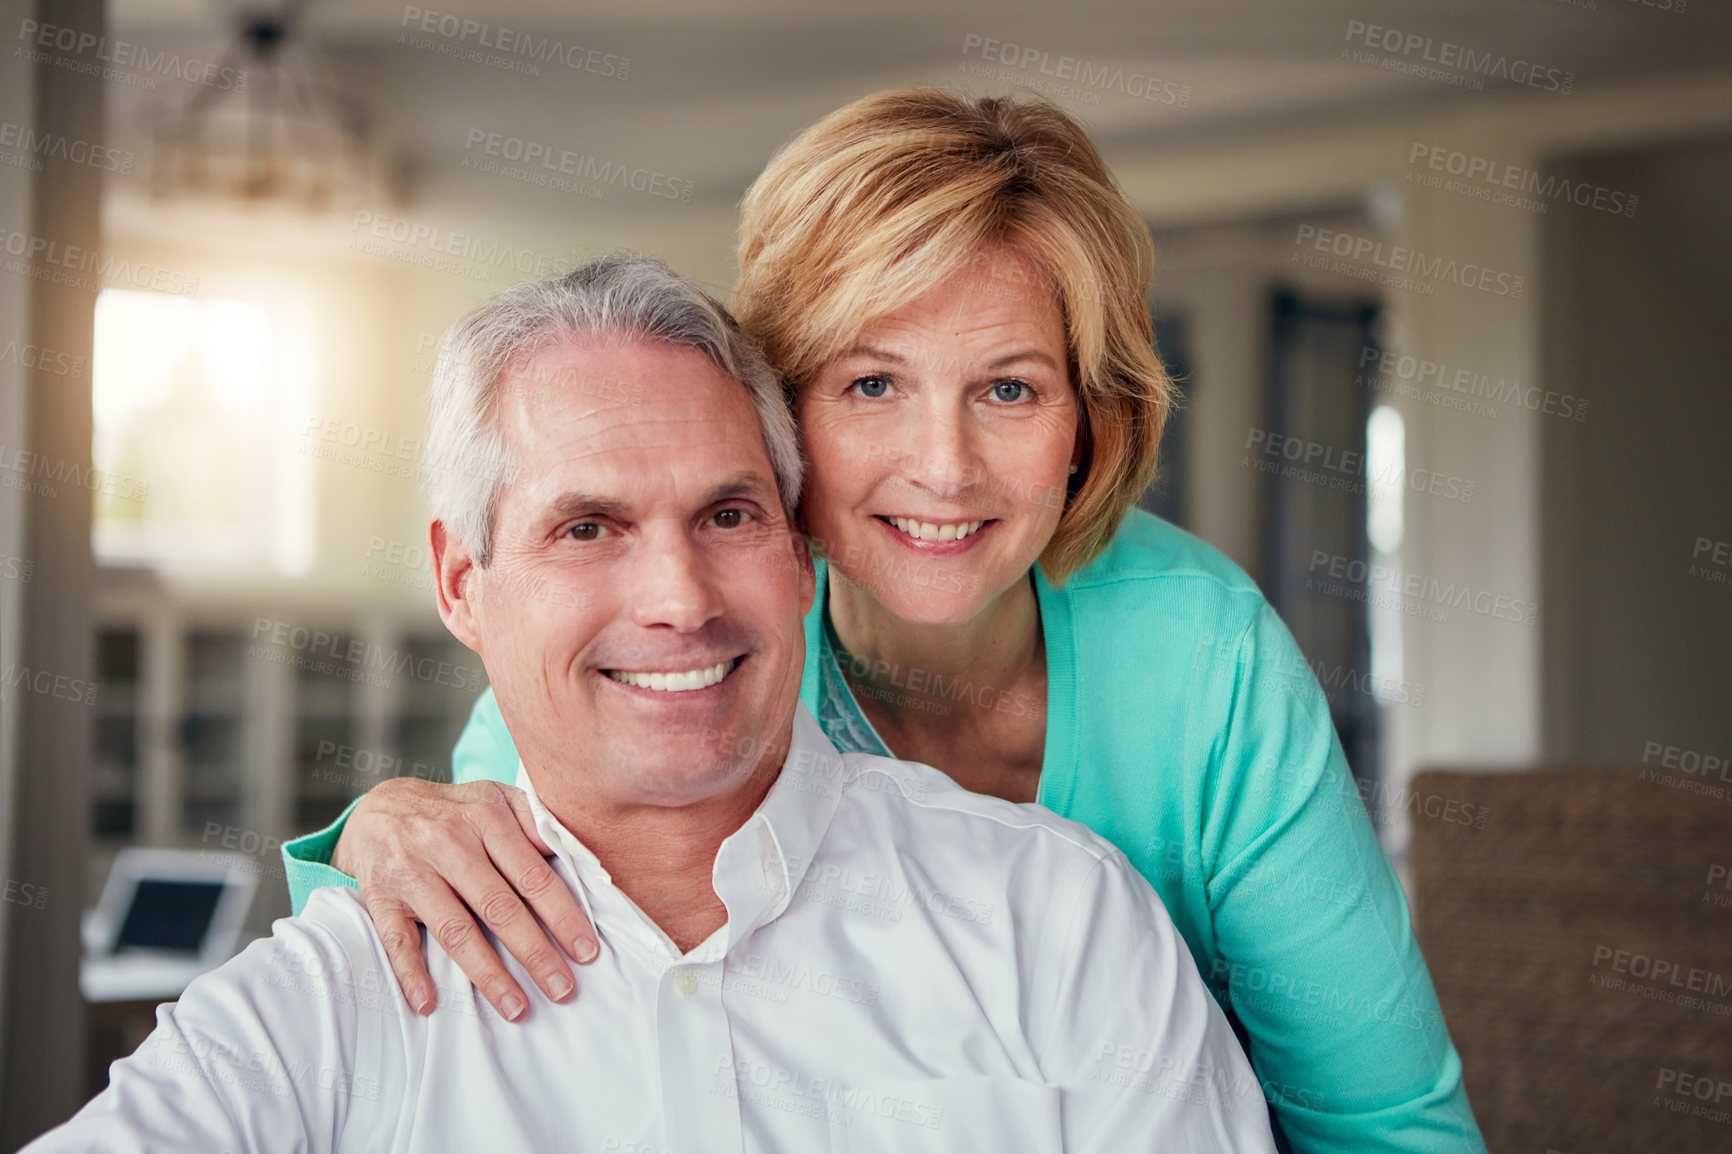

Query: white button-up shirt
[[33, 705, 1274, 1153]]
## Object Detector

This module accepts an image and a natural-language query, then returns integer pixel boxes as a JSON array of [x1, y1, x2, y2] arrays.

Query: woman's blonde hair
[[735, 86, 1171, 585]]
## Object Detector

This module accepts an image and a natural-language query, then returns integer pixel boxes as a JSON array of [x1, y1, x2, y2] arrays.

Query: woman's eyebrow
[[839, 345, 1058, 373], [981, 349, 1060, 371], [839, 344, 907, 364]]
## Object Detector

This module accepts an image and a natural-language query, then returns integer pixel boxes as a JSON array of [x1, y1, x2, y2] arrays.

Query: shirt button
[[673, 968, 698, 997]]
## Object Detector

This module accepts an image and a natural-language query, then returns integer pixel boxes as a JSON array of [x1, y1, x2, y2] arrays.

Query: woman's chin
[[830, 566, 997, 626]]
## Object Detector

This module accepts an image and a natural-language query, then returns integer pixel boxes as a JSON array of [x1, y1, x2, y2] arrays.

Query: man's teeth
[[607, 660, 735, 692], [888, 517, 985, 542]]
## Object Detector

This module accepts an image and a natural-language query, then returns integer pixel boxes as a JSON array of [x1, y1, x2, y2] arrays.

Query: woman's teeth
[[607, 659, 736, 692], [888, 517, 985, 542]]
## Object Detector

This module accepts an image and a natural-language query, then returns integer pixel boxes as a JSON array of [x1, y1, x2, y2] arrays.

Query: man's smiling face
[[440, 337, 812, 815]]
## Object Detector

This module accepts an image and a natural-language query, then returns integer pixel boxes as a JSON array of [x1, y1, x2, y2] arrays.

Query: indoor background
[[1, 0, 1729, 1149]]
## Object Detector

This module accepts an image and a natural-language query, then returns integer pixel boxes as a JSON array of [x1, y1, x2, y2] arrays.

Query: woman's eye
[[568, 522, 605, 542], [850, 375, 892, 399], [991, 380, 1030, 403], [713, 509, 748, 529]]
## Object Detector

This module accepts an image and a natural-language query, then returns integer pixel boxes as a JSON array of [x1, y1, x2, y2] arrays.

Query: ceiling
[[103, 0, 1732, 239]]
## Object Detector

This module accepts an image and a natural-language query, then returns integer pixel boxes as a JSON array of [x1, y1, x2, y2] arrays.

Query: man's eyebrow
[[700, 471, 778, 507], [545, 474, 775, 521], [547, 492, 633, 521]]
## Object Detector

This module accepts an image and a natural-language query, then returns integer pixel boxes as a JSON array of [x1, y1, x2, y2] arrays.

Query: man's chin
[[605, 747, 766, 805]]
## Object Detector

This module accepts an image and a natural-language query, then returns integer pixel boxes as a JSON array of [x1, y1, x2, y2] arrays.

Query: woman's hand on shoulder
[[332, 777, 600, 1022]]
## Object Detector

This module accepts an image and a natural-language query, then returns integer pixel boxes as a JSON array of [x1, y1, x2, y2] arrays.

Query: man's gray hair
[[425, 255, 803, 566]]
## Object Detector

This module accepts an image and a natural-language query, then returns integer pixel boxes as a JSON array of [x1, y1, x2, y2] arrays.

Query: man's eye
[[850, 375, 892, 399], [568, 522, 605, 541], [714, 509, 748, 529], [991, 380, 1031, 403]]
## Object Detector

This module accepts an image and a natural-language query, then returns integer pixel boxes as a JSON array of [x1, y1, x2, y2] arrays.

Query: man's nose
[[626, 530, 725, 632]]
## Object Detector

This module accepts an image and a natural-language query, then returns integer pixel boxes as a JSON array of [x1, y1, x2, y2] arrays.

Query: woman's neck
[[826, 565, 1044, 731]]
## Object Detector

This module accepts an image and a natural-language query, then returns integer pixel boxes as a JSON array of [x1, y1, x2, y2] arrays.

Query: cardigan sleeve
[[1200, 602, 1485, 1154]]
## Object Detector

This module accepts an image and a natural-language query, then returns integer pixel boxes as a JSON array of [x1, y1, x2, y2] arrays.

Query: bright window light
[[1366, 405, 1406, 556], [92, 289, 314, 574]]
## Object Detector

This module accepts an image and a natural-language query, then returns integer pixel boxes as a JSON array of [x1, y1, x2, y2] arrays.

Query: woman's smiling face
[[796, 245, 1080, 624]]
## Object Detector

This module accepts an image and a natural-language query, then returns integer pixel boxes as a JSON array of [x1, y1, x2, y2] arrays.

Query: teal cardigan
[[283, 509, 1484, 1153]]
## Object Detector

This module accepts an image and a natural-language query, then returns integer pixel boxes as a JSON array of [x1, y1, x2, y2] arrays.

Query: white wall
[[1115, 72, 1732, 854]]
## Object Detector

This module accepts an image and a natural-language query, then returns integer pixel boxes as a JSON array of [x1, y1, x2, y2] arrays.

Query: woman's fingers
[[442, 846, 579, 1008], [363, 884, 438, 1015], [499, 786, 602, 964], [406, 873, 537, 1022], [377, 783, 569, 1012], [331, 776, 597, 1020]]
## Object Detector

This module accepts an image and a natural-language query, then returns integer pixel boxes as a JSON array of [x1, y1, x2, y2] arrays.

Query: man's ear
[[430, 520, 483, 651]]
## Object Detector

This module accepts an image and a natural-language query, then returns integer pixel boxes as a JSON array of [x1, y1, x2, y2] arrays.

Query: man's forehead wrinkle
[[513, 409, 748, 454]]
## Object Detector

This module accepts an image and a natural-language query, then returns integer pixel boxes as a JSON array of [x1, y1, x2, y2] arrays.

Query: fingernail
[[413, 991, 434, 1015], [574, 937, 599, 963], [548, 971, 574, 1001], [501, 993, 527, 1021]]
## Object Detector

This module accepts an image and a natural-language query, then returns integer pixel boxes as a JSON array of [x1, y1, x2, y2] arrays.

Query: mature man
[[31, 258, 1273, 1152]]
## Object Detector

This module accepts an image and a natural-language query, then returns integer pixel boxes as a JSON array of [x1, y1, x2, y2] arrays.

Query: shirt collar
[[515, 702, 848, 963]]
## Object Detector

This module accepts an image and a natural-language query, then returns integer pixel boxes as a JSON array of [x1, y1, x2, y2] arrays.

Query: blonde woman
[[285, 89, 1485, 1152]]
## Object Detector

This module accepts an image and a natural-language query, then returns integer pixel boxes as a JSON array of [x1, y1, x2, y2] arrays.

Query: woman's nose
[[904, 399, 982, 498]]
